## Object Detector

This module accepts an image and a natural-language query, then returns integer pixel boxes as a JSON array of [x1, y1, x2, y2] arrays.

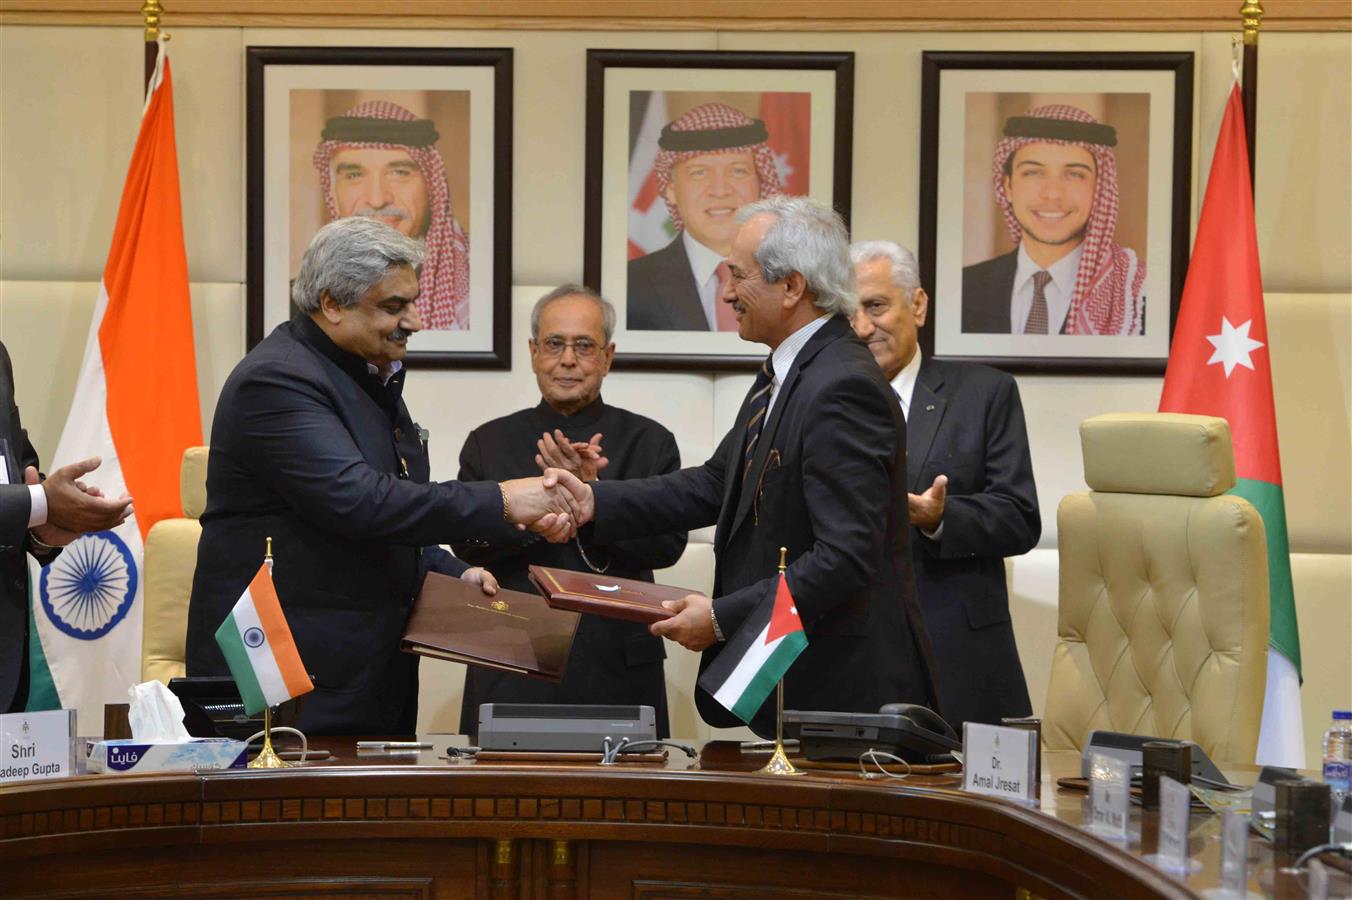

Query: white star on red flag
[[1205, 316, 1264, 378]]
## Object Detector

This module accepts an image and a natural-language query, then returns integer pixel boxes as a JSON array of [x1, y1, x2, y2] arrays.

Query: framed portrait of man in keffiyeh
[[246, 47, 512, 368], [584, 50, 855, 371], [919, 52, 1194, 374]]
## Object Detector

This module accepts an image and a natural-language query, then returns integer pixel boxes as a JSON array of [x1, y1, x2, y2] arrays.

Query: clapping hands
[[535, 429, 608, 483], [27, 456, 134, 547]]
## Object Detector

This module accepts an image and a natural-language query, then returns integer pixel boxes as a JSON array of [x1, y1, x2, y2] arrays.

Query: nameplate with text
[[961, 722, 1037, 803], [0, 709, 77, 783], [1088, 752, 1131, 840], [1219, 807, 1249, 892], [1155, 775, 1191, 869]]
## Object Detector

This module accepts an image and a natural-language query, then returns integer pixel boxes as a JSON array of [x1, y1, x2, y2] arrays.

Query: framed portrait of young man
[[919, 51, 1194, 374], [246, 46, 513, 368], [584, 49, 855, 371]]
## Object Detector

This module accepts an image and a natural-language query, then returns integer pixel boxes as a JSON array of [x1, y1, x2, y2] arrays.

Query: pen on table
[[356, 741, 433, 750]]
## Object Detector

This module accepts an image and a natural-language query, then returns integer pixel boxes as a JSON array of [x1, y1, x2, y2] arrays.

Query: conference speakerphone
[[477, 703, 656, 752]]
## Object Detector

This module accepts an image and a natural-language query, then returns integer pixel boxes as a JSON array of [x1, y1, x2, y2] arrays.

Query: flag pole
[[141, 1, 163, 95], [249, 536, 290, 769], [757, 547, 803, 777], [1239, 0, 1263, 188]]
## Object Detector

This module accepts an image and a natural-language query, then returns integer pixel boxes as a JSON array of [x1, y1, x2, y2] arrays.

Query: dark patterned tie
[[1026, 270, 1053, 335], [742, 356, 774, 480]]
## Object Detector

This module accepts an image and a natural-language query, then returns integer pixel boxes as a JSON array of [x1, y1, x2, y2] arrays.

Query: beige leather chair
[[140, 447, 208, 684], [1043, 414, 1269, 764]]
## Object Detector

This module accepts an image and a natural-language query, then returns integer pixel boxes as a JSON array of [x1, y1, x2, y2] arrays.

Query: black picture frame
[[246, 46, 513, 369], [584, 49, 855, 372], [918, 51, 1194, 374]]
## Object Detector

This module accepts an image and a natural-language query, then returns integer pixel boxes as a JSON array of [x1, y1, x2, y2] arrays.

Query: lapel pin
[[925, 404, 935, 412]]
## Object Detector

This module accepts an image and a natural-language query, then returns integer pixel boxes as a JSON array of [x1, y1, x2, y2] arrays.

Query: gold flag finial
[[141, 0, 164, 42], [1240, 0, 1264, 45], [778, 546, 787, 571], [265, 536, 273, 560]]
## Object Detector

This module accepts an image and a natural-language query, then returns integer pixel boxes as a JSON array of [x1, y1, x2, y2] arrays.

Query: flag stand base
[[249, 707, 291, 769], [756, 680, 803, 777]]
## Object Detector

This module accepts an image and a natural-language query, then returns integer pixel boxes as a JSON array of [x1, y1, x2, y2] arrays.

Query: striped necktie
[[1026, 270, 1053, 334], [742, 356, 774, 480]]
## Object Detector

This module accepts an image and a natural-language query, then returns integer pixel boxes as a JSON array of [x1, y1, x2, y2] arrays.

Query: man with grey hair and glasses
[[185, 217, 586, 735], [452, 285, 686, 738], [554, 198, 943, 737], [851, 239, 1039, 731]]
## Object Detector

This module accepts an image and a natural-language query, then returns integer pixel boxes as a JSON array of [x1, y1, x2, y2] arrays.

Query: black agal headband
[[659, 119, 769, 152], [1003, 115, 1117, 147], [321, 116, 440, 147]]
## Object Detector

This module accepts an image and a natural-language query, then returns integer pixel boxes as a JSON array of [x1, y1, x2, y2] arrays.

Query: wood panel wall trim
[[0, 0, 1348, 31]]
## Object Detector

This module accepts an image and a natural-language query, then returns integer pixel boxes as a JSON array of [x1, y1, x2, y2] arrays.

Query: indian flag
[[28, 42, 202, 727], [214, 564, 313, 717], [699, 573, 808, 724]]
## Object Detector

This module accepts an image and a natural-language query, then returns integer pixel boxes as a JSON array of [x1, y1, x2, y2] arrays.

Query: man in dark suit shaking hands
[[852, 240, 1040, 730], [564, 199, 941, 737]]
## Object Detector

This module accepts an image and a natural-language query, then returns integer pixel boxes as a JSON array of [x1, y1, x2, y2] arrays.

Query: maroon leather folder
[[527, 565, 697, 625], [400, 571, 581, 682]]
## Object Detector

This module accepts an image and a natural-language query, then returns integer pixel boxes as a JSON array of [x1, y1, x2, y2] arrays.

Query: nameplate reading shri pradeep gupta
[[0, 709, 77, 784], [961, 722, 1038, 804]]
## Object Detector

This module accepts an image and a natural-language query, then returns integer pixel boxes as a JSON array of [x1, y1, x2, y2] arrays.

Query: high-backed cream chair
[[1043, 414, 1269, 764], [140, 447, 209, 684]]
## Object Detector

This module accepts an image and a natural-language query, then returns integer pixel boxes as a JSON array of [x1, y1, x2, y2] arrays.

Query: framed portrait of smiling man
[[247, 47, 512, 368], [584, 49, 854, 370], [919, 52, 1194, 374]]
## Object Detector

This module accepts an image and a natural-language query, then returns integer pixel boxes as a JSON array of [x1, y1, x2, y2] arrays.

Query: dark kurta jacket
[[453, 398, 685, 737], [185, 317, 516, 734], [590, 316, 942, 737]]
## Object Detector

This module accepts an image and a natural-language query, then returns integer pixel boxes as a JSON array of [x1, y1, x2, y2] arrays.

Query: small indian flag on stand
[[214, 564, 313, 716], [698, 572, 807, 724]]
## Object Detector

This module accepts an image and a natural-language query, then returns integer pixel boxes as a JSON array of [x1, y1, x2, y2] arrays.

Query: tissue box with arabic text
[[87, 738, 248, 774]]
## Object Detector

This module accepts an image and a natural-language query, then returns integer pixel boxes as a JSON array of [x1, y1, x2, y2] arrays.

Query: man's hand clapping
[[535, 429, 608, 483], [30, 456, 134, 545]]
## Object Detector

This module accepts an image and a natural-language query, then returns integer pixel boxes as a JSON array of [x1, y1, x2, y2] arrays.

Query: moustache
[[389, 328, 414, 342], [354, 204, 409, 221]]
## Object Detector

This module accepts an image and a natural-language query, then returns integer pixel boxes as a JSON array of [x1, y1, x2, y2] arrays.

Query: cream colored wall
[[1, 25, 1347, 762]]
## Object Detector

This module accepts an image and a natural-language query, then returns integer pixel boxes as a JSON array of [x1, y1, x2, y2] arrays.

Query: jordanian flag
[[1159, 81, 1303, 767], [214, 564, 313, 716], [699, 573, 807, 724]]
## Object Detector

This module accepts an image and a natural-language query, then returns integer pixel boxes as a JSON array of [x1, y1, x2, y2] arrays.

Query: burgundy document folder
[[527, 565, 697, 625], [401, 571, 581, 681]]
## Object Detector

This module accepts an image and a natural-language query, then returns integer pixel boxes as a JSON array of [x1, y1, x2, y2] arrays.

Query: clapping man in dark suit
[[559, 198, 942, 737], [2, 341, 134, 713], [852, 240, 1040, 730]]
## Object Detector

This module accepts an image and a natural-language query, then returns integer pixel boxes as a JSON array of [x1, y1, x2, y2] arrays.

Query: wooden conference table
[[1, 738, 1346, 898]]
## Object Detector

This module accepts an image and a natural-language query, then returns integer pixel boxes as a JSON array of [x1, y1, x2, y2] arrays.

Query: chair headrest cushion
[[1080, 413, 1236, 497]]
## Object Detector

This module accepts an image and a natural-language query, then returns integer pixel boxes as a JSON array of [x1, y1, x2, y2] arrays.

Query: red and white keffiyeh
[[653, 102, 785, 230], [314, 100, 470, 331], [991, 104, 1146, 336]]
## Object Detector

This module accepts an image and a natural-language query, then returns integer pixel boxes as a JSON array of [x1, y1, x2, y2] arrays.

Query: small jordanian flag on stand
[[214, 563, 313, 716], [699, 572, 808, 724]]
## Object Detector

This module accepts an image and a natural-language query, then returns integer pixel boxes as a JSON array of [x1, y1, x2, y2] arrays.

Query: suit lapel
[[726, 316, 847, 539], [714, 389, 756, 552], [906, 358, 947, 493]]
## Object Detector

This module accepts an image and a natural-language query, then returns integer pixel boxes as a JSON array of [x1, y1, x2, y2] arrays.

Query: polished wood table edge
[[2, 752, 1196, 899]]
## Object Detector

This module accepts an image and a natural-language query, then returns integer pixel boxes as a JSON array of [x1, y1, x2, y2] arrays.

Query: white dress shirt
[[889, 347, 923, 421], [1011, 243, 1082, 335], [683, 230, 725, 331], [766, 314, 832, 418]]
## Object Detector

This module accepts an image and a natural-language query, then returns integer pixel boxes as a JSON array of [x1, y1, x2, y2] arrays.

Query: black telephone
[[783, 703, 960, 763]]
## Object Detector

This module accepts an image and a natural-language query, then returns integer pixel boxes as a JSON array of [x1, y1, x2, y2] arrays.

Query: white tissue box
[[87, 738, 248, 774]]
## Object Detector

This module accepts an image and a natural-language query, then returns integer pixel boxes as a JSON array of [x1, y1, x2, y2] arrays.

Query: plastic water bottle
[[1323, 709, 1352, 806]]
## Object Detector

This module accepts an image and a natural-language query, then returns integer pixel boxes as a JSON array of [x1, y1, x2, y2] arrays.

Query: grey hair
[[850, 240, 923, 294], [291, 217, 426, 314], [736, 197, 856, 316], [529, 284, 617, 343]]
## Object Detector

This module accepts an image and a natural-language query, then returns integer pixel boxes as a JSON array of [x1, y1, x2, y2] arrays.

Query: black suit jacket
[[184, 317, 518, 735], [906, 356, 1039, 729], [626, 235, 711, 331], [0, 341, 57, 713], [591, 316, 941, 736], [961, 250, 1017, 334]]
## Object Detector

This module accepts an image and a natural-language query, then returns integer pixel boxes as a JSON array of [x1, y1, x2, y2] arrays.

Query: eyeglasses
[[537, 336, 602, 360]]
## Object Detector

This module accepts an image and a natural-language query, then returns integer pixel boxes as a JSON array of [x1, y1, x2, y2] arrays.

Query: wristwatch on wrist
[[710, 605, 726, 643]]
